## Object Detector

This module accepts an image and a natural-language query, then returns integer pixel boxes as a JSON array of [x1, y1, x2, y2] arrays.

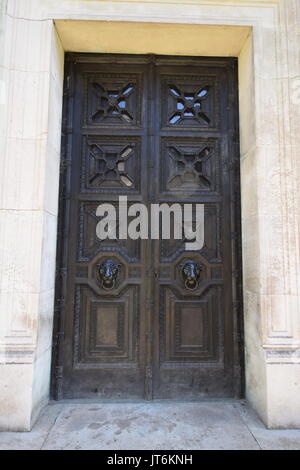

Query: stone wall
[[0, 0, 299, 430], [0, 1, 64, 430]]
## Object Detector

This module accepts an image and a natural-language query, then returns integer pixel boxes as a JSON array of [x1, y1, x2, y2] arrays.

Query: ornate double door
[[54, 54, 243, 400]]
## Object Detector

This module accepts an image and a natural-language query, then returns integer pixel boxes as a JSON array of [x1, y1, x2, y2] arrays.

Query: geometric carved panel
[[161, 139, 219, 195], [160, 203, 222, 263], [159, 286, 222, 365], [82, 137, 140, 193], [74, 286, 139, 367], [161, 75, 218, 129], [77, 202, 141, 263], [85, 73, 141, 127]]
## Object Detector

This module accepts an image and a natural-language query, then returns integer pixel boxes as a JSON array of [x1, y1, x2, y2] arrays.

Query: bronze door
[[53, 55, 243, 400]]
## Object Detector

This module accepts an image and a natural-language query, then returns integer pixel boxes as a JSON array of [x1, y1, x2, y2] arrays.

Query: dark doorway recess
[[52, 54, 244, 400]]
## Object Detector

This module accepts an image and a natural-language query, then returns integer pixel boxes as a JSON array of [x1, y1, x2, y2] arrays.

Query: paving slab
[[0, 403, 64, 450], [41, 402, 259, 450], [1, 401, 300, 450], [234, 403, 300, 450]]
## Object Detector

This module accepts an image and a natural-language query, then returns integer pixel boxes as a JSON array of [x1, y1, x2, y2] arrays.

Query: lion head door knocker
[[180, 260, 203, 291], [98, 259, 121, 290]]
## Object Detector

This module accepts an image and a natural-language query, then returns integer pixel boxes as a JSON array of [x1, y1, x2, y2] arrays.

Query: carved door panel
[[56, 61, 151, 399], [53, 55, 242, 400], [151, 62, 241, 398]]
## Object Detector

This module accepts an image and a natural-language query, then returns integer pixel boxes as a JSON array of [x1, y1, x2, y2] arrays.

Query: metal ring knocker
[[180, 260, 203, 291], [98, 259, 121, 290]]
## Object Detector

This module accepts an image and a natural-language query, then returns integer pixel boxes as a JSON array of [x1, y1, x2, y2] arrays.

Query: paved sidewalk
[[0, 401, 300, 450]]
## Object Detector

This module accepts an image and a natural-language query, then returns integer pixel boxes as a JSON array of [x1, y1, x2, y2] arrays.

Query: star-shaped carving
[[168, 146, 212, 189], [89, 144, 134, 187], [91, 82, 134, 123], [168, 85, 210, 125]]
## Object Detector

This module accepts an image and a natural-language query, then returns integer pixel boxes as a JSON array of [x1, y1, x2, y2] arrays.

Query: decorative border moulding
[[5, 0, 278, 24], [0, 346, 36, 364], [265, 348, 300, 365]]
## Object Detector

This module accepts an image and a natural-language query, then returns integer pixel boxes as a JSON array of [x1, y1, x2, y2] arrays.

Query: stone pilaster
[[0, 0, 299, 430], [0, 0, 64, 430]]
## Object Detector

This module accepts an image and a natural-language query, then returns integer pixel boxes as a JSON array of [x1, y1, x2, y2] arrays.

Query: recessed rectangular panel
[[95, 306, 119, 347], [74, 285, 139, 367], [180, 307, 204, 348], [159, 286, 222, 364], [77, 201, 141, 263], [160, 203, 222, 263]]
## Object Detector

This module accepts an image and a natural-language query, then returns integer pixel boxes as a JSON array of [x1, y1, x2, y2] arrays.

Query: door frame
[[51, 53, 244, 400]]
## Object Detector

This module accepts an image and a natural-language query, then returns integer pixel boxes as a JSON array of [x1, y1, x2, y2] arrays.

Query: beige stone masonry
[[0, 0, 299, 430], [0, 0, 64, 430]]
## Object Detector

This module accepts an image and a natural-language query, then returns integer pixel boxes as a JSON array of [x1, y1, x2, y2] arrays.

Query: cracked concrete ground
[[0, 401, 300, 450]]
